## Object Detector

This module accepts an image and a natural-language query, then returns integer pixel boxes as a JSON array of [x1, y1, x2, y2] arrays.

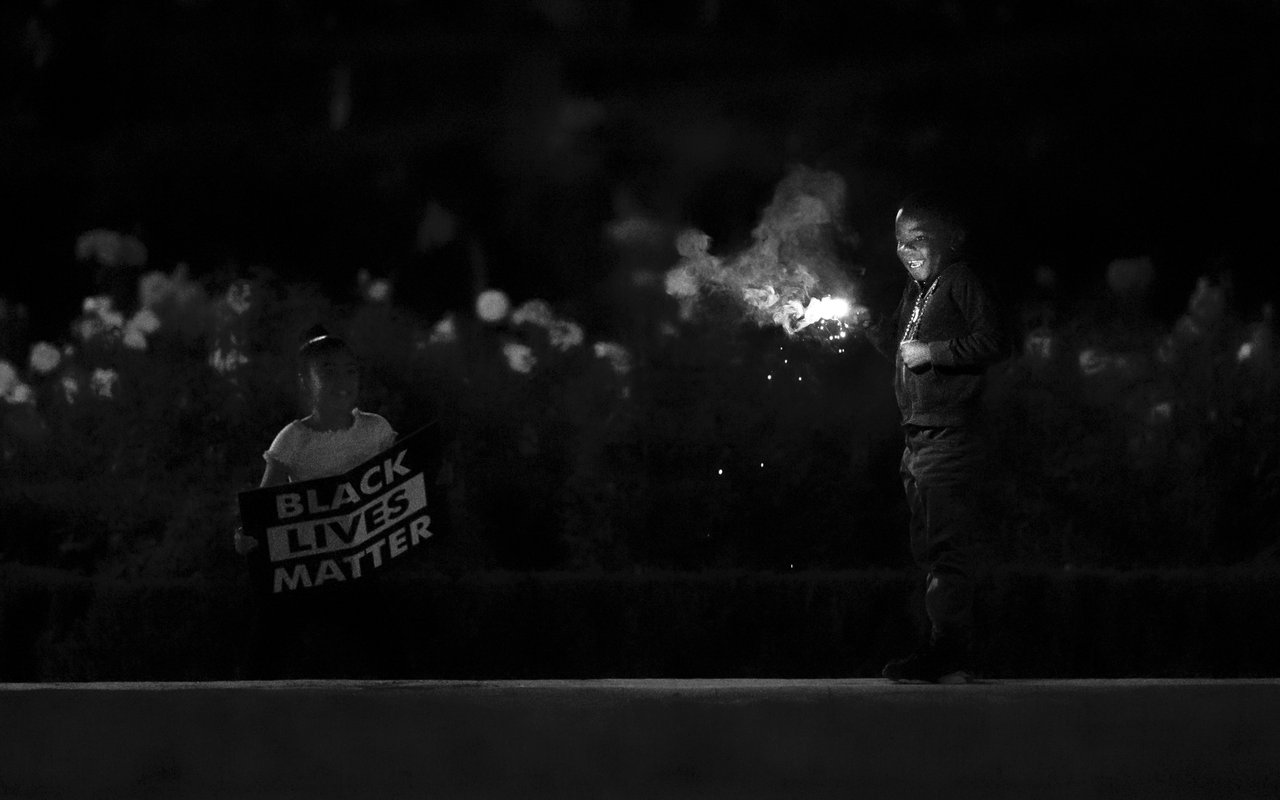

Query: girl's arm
[[235, 458, 294, 554], [259, 457, 294, 488]]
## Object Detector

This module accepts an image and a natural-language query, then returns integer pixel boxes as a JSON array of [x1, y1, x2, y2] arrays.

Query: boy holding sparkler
[[852, 192, 1009, 683]]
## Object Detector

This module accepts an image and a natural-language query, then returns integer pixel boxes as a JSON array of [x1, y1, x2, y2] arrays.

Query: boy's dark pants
[[900, 424, 985, 643]]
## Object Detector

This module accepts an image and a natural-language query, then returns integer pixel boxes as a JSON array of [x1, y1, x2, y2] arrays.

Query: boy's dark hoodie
[[865, 261, 1008, 427]]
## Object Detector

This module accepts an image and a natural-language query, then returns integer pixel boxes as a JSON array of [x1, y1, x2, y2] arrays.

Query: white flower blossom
[[90, 368, 119, 399], [476, 289, 511, 323], [61, 376, 80, 404], [1078, 348, 1107, 376], [548, 320, 584, 351], [511, 299, 556, 328], [128, 308, 161, 334], [83, 296, 113, 315], [139, 271, 174, 308], [226, 282, 253, 315], [1148, 401, 1173, 424], [75, 317, 105, 341], [502, 342, 536, 374], [209, 348, 249, 374], [29, 342, 61, 374], [4, 382, 34, 404], [122, 327, 147, 350], [593, 341, 631, 375], [428, 314, 457, 345], [0, 360, 17, 396], [366, 279, 392, 303]]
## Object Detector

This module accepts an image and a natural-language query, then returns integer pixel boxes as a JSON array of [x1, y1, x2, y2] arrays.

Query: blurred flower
[[1078, 348, 1107, 376], [593, 341, 631, 375], [548, 320, 584, 351], [74, 317, 105, 341], [90, 368, 119, 399], [128, 308, 161, 334], [416, 201, 458, 252], [82, 296, 112, 315], [122, 327, 147, 351], [0, 360, 17, 396], [61, 376, 80, 404], [226, 282, 253, 315], [511, 299, 555, 328], [502, 342, 536, 374], [366, 279, 391, 303], [1024, 329, 1053, 360], [4, 382, 33, 405], [476, 289, 511, 323], [1237, 341, 1255, 362], [139, 271, 174, 308], [75, 229, 148, 268], [1148, 401, 1173, 424], [28, 342, 61, 374], [209, 348, 249, 374], [428, 314, 457, 345]]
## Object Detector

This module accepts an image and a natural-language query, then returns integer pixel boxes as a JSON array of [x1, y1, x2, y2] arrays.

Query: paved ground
[[4, 679, 1279, 799]]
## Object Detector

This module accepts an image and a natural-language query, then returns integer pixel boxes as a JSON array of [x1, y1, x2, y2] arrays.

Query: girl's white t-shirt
[[264, 409, 397, 481]]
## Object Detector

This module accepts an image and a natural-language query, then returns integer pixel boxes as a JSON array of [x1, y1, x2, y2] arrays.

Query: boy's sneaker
[[881, 634, 972, 683]]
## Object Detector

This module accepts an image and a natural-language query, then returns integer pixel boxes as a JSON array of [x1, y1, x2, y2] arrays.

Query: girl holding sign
[[234, 327, 396, 555]]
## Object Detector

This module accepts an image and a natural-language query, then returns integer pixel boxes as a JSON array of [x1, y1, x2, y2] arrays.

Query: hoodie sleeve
[[927, 268, 1009, 369], [863, 288, 909, 360]]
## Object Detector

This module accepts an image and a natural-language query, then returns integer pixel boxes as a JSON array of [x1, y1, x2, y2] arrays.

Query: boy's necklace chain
[[901, 278, 940, 344]]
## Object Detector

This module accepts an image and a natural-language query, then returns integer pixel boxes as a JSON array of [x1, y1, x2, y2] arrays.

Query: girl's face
[[895, 211, 952, 283], [305, 350, 359, 416]]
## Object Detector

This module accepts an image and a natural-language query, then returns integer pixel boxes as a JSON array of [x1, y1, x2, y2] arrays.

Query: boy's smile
[[895, 211, 950, 283]]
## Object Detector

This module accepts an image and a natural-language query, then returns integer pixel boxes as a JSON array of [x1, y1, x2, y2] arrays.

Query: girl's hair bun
[[297, 324, 351, 377], [301, 323, 331, 344]]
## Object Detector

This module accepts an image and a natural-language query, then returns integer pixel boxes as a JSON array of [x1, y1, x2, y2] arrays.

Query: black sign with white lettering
[[238, 423, 442, 595]]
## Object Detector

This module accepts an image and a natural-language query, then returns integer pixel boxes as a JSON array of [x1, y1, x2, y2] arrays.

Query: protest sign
[[238, 423, 442, 596]]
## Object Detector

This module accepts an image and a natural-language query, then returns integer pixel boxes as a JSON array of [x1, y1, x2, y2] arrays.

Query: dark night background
[[1, 0, 1279, 679]]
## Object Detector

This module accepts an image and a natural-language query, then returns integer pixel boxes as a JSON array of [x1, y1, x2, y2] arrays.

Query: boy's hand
[[233, 528, 260, 555], [900, 341, 932, 368]]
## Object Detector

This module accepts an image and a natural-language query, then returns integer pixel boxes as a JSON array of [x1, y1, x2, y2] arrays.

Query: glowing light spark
[[717, 469, 723, 475]]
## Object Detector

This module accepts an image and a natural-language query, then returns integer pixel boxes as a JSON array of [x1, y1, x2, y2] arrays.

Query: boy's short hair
[[897, 190, 967, 254]]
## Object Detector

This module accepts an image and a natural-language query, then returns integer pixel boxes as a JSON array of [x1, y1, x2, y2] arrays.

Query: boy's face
[[895, 211, 951, 283], [306, 350, 359, 416]]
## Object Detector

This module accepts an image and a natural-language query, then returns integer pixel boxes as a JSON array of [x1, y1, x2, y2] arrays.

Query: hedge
[[2, 566, 1279, 681]]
